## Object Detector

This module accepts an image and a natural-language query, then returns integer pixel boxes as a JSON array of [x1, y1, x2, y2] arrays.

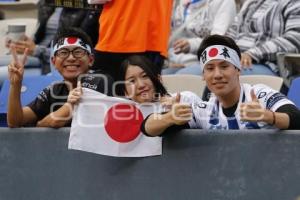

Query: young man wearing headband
[[142, 35, 300, 136], [7, 27, 112, 128]]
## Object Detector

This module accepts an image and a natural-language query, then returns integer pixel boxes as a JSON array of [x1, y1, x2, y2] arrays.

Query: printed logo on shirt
[[266, 93, 286, 109], [37, 88, 49, 102], [82, 82, 98, 91], [258, 92, 267, 99], [194, 102, 207, 109]]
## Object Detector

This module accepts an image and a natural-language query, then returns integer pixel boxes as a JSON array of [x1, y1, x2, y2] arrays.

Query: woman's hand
[[161, 93, 192, 125]]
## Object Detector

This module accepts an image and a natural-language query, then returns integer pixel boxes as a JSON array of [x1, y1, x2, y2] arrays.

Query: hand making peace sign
[[7, 45, 29, 85]]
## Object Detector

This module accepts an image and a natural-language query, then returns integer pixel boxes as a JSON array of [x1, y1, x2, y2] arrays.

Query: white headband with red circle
[[199, 45, 241, 70], [53, 37, 92, 55]]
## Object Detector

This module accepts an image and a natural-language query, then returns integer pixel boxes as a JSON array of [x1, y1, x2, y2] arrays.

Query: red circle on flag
[[104, 103, 144, 143], [67, 37, 77, 44], [208, 48, 218, 57]]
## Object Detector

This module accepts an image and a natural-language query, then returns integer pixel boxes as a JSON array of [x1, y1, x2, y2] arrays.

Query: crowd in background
[[1, 0, 300, 86]]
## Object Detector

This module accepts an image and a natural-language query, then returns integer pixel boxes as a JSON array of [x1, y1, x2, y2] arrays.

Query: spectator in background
[[162, 0, 236, 75], [226, 0, 300, 76], [91, 0, 173, 80], [7, 27, 112, 128], [0, 0, 100, 76]]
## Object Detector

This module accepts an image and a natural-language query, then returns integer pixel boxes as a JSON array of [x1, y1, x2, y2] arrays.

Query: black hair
[[52, 27, 93, 53], [197, 34, 241, 60], [116, 55, 168, 98]]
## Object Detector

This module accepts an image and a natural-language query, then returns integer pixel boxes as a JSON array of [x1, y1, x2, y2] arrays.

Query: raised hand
[[5, 37, 12, 48], [7, 45, 28, 85], [67, 81, 83, 105], [173, 38, 190, 54], [170, 93, 193, 125], [241, 53, 253, 69], [13, 35, 36, 55], [240, 89, 265, 122], [161, 92, 181, 111]]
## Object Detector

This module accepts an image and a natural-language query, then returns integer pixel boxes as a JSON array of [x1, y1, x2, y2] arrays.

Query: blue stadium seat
[[287, 77, 300, 109], [0, 75, 62, 127]]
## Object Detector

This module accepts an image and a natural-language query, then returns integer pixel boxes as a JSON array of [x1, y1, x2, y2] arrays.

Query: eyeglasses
[[55, 47, 88, 59]]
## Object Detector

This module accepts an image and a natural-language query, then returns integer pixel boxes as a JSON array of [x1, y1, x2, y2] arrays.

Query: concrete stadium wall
[[0, 128, 300, 200]]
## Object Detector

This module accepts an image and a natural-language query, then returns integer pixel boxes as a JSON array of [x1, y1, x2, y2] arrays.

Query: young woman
[[116, 55, 169, 103], [115, 55, 193, 135]]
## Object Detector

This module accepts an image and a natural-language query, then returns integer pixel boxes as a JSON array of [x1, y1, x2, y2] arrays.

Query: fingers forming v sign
[[240, 89, 264, 122], [8, 44, 29, 85]]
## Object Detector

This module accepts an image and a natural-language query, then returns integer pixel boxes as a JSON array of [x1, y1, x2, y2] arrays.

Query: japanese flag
[[68, 88, 162, 157]]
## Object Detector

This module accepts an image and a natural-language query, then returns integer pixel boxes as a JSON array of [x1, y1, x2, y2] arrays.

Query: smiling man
[[142, 35, 300, 136], [7, 27, 112, 128]]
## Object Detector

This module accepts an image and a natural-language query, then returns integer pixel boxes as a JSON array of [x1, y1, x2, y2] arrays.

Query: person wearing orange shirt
[[91, 0, 173, 79]]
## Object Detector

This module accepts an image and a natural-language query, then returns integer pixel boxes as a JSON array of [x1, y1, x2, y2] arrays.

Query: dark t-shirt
[[27, 74, 113, 126]]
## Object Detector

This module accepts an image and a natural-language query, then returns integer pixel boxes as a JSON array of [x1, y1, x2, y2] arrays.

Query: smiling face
[[51, 46, 94, 83], [124, 65, 155, 103], [203, 59, 240, 98]]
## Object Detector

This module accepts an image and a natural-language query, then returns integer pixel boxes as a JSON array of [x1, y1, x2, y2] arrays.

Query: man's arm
[[275, 104, 300, 130], [36, 103, 73, 128], [36, 81, 82, 128], [7, 82, 37, 127], [7, 46, 38, 127], [240, 89, 300, 130]]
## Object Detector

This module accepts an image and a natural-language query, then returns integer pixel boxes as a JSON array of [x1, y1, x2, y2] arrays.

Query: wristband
[[271, 111, 276, 126]]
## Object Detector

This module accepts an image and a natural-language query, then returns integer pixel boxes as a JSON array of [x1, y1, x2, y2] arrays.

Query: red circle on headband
[[208, 48, 218, 57], [67, 37, 78, 44]]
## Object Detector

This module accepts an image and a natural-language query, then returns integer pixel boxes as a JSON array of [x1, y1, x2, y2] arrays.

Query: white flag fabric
[[69, 88, 162, 157]]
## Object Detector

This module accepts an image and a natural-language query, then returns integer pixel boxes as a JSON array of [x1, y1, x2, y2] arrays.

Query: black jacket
[[34, 0, 101, 46]]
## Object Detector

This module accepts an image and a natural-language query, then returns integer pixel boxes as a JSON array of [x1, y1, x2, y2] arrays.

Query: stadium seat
[[161, 74, 206, 97], [240, 75, 283, 91], [0, 0, 37, 19], [0, 75, 62, 127], [277, 52, 300, 88], [287, 77, 300, 109]]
